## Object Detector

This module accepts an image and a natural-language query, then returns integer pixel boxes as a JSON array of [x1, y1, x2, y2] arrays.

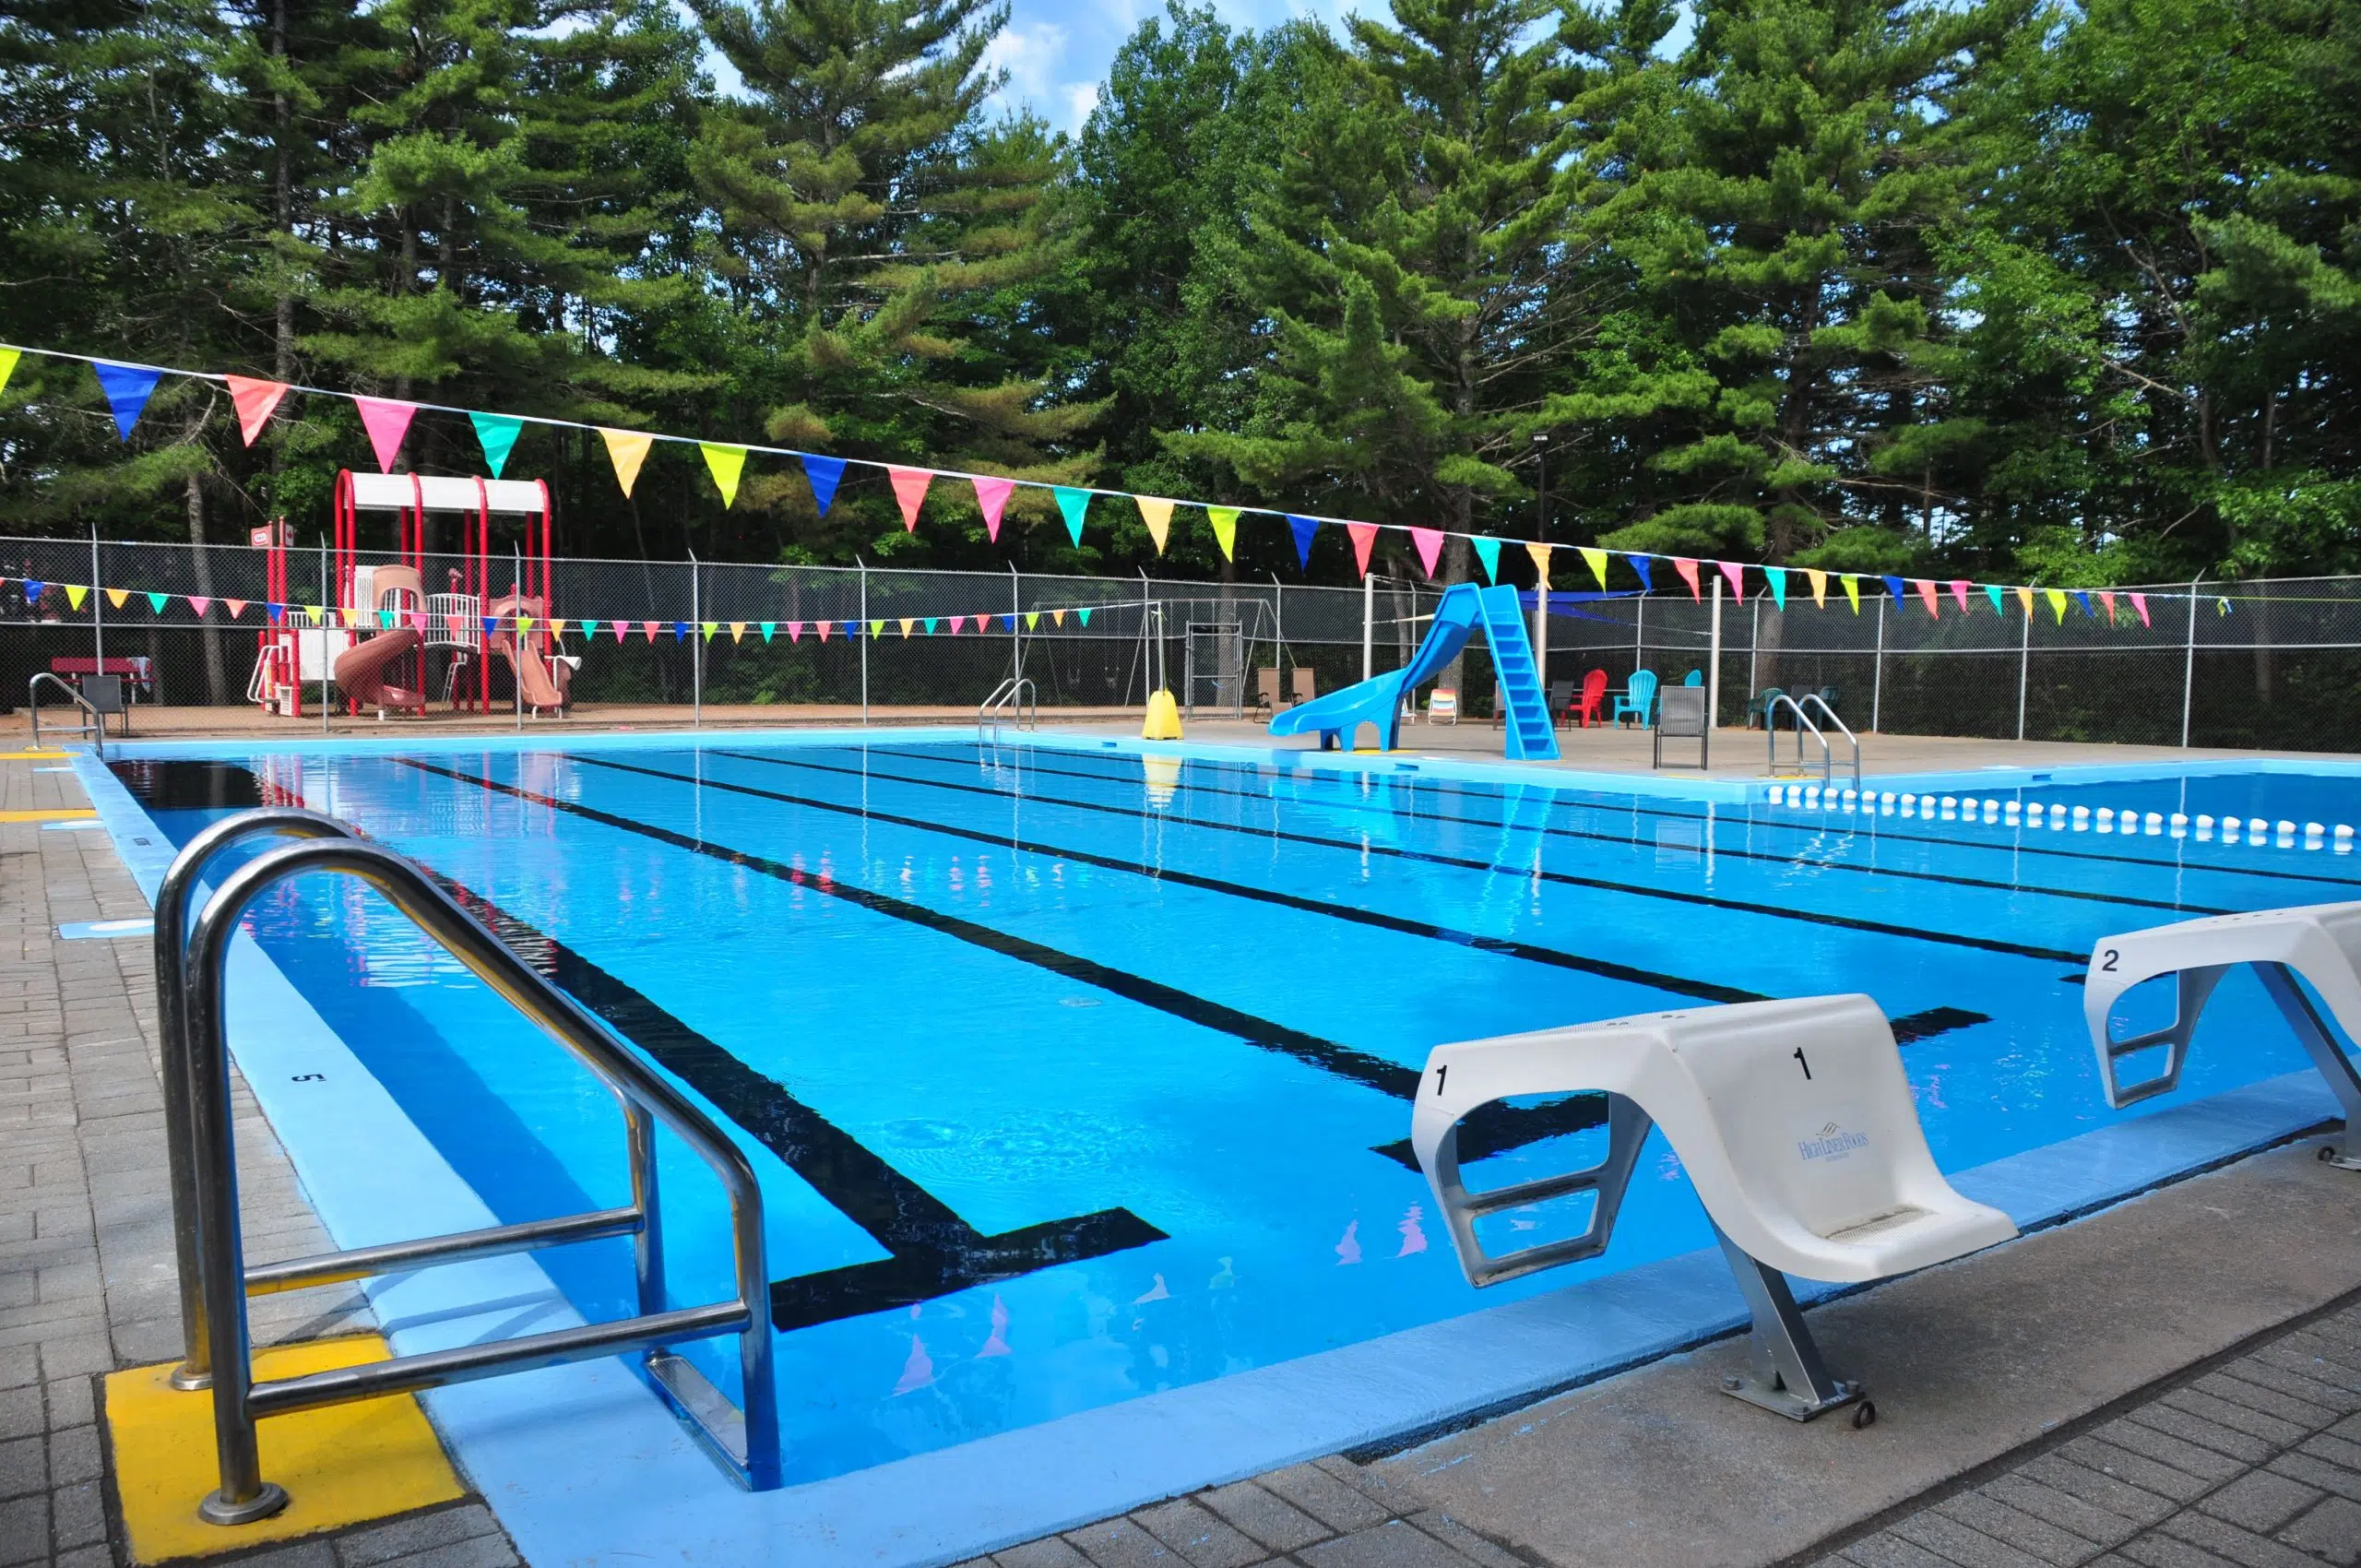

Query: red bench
[[49, 657, 157, 702]]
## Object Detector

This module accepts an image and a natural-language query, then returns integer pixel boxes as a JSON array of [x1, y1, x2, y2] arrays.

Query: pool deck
[[7, 734, 2361, 1568]]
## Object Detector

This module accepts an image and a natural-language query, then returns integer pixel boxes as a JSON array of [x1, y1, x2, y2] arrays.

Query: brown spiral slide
[[333, 564, 428, 713]]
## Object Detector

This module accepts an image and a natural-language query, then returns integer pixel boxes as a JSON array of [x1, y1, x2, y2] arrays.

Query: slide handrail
[[28, 671, 104, 756], [169, 829, 779, 1525]]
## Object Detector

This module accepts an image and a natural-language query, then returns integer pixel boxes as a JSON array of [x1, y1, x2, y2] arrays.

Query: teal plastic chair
[[1613, 670, 1659, 728], [1683, 670, 1703, 686]]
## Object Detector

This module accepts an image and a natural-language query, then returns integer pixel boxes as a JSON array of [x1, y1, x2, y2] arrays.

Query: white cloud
[[984, 21, 1073, 114], [1064, 80, 1102, 126]]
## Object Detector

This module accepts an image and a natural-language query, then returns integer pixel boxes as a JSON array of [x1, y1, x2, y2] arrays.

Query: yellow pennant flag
[[0, 348, 18, 395], [1841, 575, 1860, 613], [1806, 568, 1827, 608], [1526, 542, 1553, 587], [1579, 547, 1609, 590], [898, 618, 914, 638], [1052, 609, 1066, 627], [1207, 505, 1240, 561], [303, 604, 322, 624], [517, 615, 534, 634], [549, 618, 567, 636], [64, 584, 89, 611], [1024, 612, 1040, 631], [700, 444, 749, 508], [2046, 588, 2069, 624], [1135, 496, 1176, 554], [600, 428, 655, 498], [2014, 586, 2035, 618], [730, 622, 746, 643], [105, 588, 129, 610]]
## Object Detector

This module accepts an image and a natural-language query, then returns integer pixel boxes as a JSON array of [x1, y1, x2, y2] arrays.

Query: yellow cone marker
[[1142, 689, 1183, 741]]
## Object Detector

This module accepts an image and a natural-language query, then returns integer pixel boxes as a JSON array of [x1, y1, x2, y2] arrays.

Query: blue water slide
[[1269, 583, 1559, 759]]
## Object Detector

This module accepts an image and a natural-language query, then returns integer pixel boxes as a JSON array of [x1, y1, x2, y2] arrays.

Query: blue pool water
[[106, 738, 2361, 1487]]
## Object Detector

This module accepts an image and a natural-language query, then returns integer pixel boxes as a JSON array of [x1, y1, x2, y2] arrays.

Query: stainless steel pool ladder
[[979, 676, 1038, 740], [153, 809, 781, 1526], [1763, 692, 1861, 790], [28, 672, 106, 756]]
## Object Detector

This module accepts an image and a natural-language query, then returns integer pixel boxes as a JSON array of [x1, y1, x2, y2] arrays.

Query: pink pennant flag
[[817, 620, 833, 643], [642, 622, 659, 643], [445, 613, 466, 636], [355, 397, 418, 472], [973, 476, 1015, 542], [786, 621, 803, 643], [1408, 527, 1445, 579], [1950, 579, 1971, 612], [946, 615, 964, 635], [889, 467, 932, 532], [2100, 589, 2118, 624], [1672, 558, 1702, 600], [2130, 592, 2150, 628], [186, 596, 211, 617], [1914, 578, 1940, 617], [225, 600, 248, 619], [610, 620, 627, 642], [225, 376, 290, 446], [1716, 560, 1745, 599], [1345, 522, 1379, 576], [408, 610, 427, 629]]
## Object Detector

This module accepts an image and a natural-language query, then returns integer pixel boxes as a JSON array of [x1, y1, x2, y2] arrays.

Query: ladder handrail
[[979, 676, 1038, 741], [1763, 692, 1833, 787], [1795, 692, 1862, 789], [28, 671, 104, 756], [173, 831, 780, 1525]]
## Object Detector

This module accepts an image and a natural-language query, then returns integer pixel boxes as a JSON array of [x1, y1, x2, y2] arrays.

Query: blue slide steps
[[1269, 583, 1560, 760]]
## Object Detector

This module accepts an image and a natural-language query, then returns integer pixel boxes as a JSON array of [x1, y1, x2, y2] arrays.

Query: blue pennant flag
[[2071, 589, 2094, 617], [1003, 614, 1017, 633], [801, 455, 847, 516], [1624, 553, 1653, 593], [93, 362, 162, 441], [1287, 515, 1319, 571], [481, 617, 499, 636], [23, 580, 43, 601], [673, 621, 688, 641], [266, 602, 284, 623], [1881, 575, 1907, 606]]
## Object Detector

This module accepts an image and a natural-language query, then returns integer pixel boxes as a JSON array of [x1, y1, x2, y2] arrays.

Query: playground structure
[[1269, 583, 1559, 760], [247, 471, 572, 719]]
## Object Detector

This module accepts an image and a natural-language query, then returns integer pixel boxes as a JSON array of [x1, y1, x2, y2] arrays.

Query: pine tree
[[1157, 0, 1650, 586], [686, 0, 1098, 564], [1588, 0, 2023, 572]]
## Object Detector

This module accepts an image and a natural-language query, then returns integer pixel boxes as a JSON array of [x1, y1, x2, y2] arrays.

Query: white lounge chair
[[1411, 995, 2018, 1423], [2082, 903, 2361, 1170]]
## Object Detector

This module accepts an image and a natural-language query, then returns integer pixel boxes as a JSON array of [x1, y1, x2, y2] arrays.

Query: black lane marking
[[422, 873, 1168, 1332], [403, 758, 1608, 1172], [592, 754, 1766, 1006], [905, 742, 2361, 893], [714, 749, 2093, 965], [1892, 1005, 1992, 1042]]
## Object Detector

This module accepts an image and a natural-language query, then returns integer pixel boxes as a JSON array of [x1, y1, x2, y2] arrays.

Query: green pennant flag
[[1078, 606, 1093, 626], [701, 620, 719, 640], [471, 412, 524, 478], [1471, 537, 1501, 584], [1024, 611, 1040, 631], [700, 443, 749, 508], [147, 591, 169, 614], [1054, 487, 1091, 547], [1984, 584, 2004, 615], [922, 618, 937, 634], [1207, 505, 1240, 561], [759, 622, 776, 641], [580, 619, 600, 637], [1762, 565, 1786, 611]]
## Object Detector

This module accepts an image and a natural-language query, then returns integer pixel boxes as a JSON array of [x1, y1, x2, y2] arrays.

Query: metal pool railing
[[155, 814, 782, 1525]]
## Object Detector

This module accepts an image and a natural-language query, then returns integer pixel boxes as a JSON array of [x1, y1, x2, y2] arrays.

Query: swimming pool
[[89, 732, 2361, 1555]]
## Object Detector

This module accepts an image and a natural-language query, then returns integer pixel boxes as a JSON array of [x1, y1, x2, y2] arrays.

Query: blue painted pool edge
[[64, 742, 2347, 1568]]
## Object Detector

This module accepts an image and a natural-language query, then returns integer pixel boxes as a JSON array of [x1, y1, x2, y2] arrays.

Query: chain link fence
[[0, 533, 2351, 752]]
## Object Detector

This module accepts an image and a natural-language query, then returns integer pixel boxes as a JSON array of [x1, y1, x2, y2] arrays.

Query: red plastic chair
[[1570, 668, 1608, 728]]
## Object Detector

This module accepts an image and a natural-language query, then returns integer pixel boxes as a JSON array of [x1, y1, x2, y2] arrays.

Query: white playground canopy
[[342, 472, 547, 514]]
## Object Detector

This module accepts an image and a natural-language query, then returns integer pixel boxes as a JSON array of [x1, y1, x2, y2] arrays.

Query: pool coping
[[68, 732, 2351, 1568]]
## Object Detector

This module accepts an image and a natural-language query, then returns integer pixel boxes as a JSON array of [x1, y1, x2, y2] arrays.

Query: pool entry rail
[[1763, 691, 1861, 790], [27, 671, 110, 755], [154, 810, 782, 1525], [979, 675, 1038, 740]]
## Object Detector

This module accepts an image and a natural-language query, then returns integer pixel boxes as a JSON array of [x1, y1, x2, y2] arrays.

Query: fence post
[[1871, 592, 1885, 733], [1707, 574, 1724, 730], [1272, 573, 1284, 681], [1009, 563, 1021, 694], [2016, 602, 2031, 741], [513, 544, 524, 732], [1747, 597, 1759, 707], [317, 544, 329, 738], [89, 524, 103, 671], [859, 557, 869, 726], [689, 550, 702, 728], [1633, 590, 1644, 675], [1361, 571, 1374, 683], [2180, 572, 2203, 748]]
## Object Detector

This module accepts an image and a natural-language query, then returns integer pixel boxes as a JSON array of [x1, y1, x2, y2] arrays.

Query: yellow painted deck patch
[[0, 749, 68, 759], [0, 807, 95, 822], [106, 1336, 466, 1562]]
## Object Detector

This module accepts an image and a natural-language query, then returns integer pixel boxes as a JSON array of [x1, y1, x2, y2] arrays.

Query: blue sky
[[979, 0, 1363, 134]]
